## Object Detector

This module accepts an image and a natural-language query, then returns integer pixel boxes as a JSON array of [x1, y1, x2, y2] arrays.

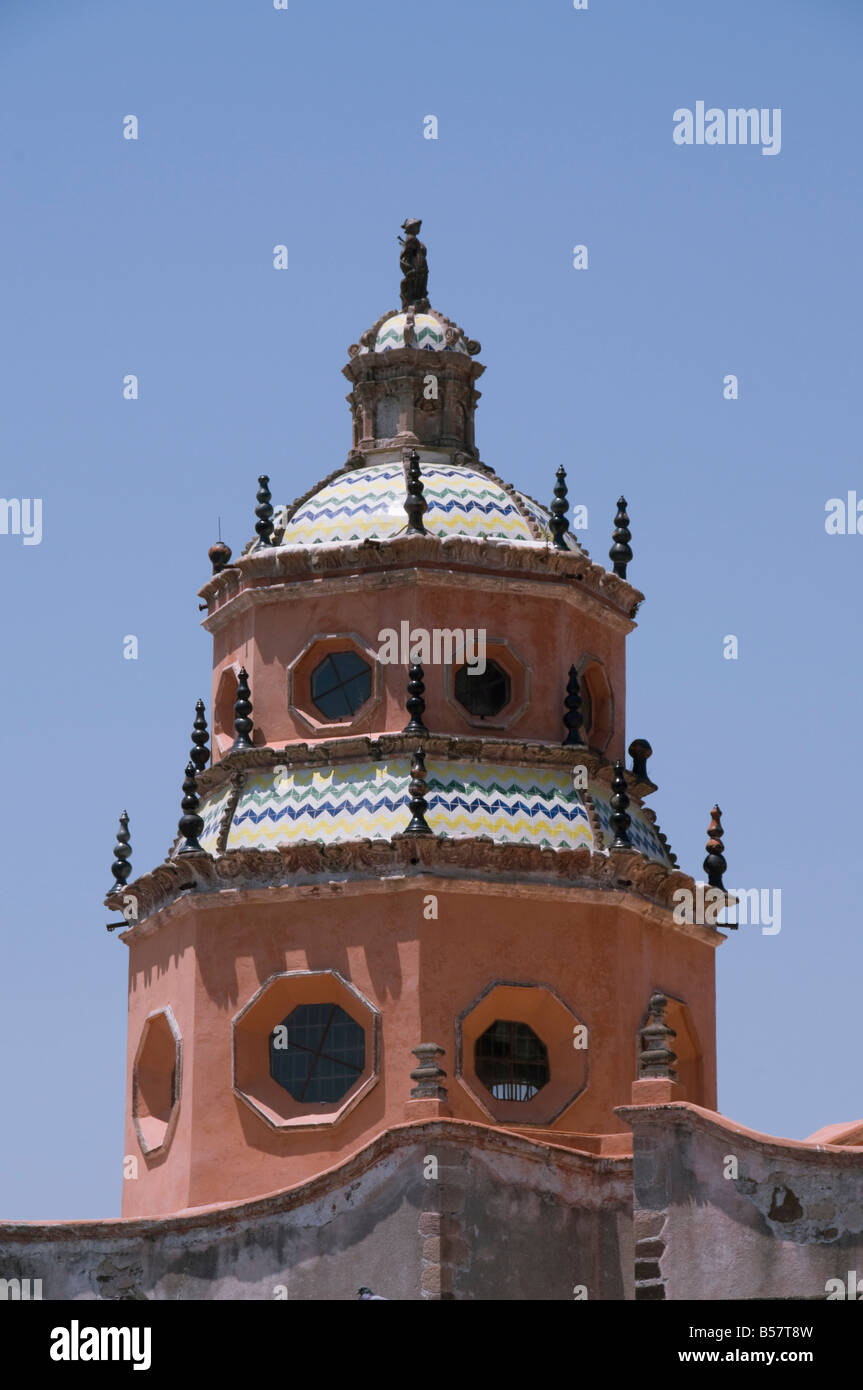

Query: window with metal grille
[[269, 1003, 365, 1103], [310, 650, 372, 719], [474, 1019, 549, 1101], [454, 659, 510, 718]]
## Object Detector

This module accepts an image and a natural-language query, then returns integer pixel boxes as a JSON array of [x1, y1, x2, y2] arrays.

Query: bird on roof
[[357, 1286, 388, 1300]]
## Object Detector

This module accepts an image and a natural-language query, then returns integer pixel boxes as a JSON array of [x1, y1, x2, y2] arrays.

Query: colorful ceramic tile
[[372, 311, 466, 353], [282, 463, 539, 546], [589, 787, 674, 866], [197, 759, 595, 853]]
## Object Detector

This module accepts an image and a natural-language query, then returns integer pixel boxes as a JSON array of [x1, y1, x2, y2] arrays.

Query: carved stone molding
[[106, 831, 714, 937], [200, 532, 644, 629]]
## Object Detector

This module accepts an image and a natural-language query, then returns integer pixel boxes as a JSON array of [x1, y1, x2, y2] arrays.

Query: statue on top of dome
[[398, 218, 429, 311]]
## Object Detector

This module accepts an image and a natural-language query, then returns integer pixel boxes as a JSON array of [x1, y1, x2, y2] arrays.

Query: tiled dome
[[351, 304, 478, 357], [374, 311, 465, 353], [193, 759, 673, 864], [277, 461, 581, 549]]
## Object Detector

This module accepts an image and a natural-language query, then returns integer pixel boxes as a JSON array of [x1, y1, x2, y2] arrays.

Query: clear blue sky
[[1, 0, 860, 1218]]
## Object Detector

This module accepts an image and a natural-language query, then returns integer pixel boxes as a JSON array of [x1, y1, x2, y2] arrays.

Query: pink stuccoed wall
[[207, 569, 629, 758], [122, 883, 717, 1217]]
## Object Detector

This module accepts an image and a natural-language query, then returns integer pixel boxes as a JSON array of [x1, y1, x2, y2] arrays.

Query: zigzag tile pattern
[[589, 787, 673, 865], [514, 490, 580, 553], [198, 782, 235, 855], [282, 462, 540, 546], [195, 760, 596, 852], [374, 312, 461, 352], [428, 761, 593, 848]]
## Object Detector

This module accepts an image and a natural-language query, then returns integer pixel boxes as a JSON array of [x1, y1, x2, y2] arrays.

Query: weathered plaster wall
[[621, 1102, 863, 1301], [0, 1123, 632, 1302]]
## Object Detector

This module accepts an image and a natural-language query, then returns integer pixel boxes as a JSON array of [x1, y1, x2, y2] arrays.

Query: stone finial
[[208, 540, 232, 574], [410, 1043, 447, 1100], [639, 992, 678, 1080], [190, 699, 210, 774], [562, 665, 586, 747], [403, 663, 429, 735], [609, 760, 632, 848], [177, 761, 205, 855], [406, 746, 433, 835], [398, 218, 429, 311], [704, 804, 727, 890], [629, 738, 653, 781], [231, 668, 254, 751], [549, 464, 569, 550], [110, 811, 132, 893], [404, 449, 427, 535], [255, 475, 274, 548], [609, 496, 633, 579]]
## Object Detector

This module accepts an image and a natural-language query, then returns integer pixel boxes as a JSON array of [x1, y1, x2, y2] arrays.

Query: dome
[[194, 756, 674, 864], [277, 461, 582, 549], [351, 304, 479, 357], [375, 310, 466, 353]]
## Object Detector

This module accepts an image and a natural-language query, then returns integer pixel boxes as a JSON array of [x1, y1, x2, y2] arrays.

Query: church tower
[[109, 224, 722, 1288]]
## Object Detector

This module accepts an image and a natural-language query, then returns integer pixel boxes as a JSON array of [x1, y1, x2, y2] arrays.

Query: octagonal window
[[310, 650, 372, 720], [454, 659, 510, 718], [475, 1019, 549, 1101], [133, 1007, 181, 1155], [269, 1003, 365, 1103]]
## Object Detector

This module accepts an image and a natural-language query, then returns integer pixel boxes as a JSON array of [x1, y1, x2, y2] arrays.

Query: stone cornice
[[106, 832, 721, 945], [343, 346, 485, 381], [616, 1101, 863, 1162], [189, 735, 654, 801], [199, 535, 643, 633]]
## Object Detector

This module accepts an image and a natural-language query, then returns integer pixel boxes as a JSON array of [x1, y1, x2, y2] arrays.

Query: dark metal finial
[[404, 450, 427, 535], [628, 738, 653, 781], [609, 496, 633, 579], [403, 663, 429, 735], [231, 667, 254, 751], [177, 762, 205, 855], [410, 1043, 448, 1100], [110, 810, 132, 893], [208, 540, 232, 574], [190, 698, 210, 774], [549, 464, 569, 550], [398, 218, 429, 311], [562, 665, 586, 746], [255, 475, 274, 548], [704, 804, 727, 891], [639, 992, 678, 1080], [406, 746, 433, 835], [609, 760, 632, 848]]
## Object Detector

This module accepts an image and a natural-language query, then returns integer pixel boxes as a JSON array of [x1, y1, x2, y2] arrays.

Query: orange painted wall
[[208, 572, 628, 760], [122, 884, 716, 1216]]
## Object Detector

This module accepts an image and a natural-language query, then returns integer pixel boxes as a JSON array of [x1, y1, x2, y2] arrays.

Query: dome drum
[[344, 336, 484, 458]]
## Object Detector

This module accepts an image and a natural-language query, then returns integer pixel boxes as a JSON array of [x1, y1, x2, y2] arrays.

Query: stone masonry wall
[[0, 1122, 631, 1301]]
